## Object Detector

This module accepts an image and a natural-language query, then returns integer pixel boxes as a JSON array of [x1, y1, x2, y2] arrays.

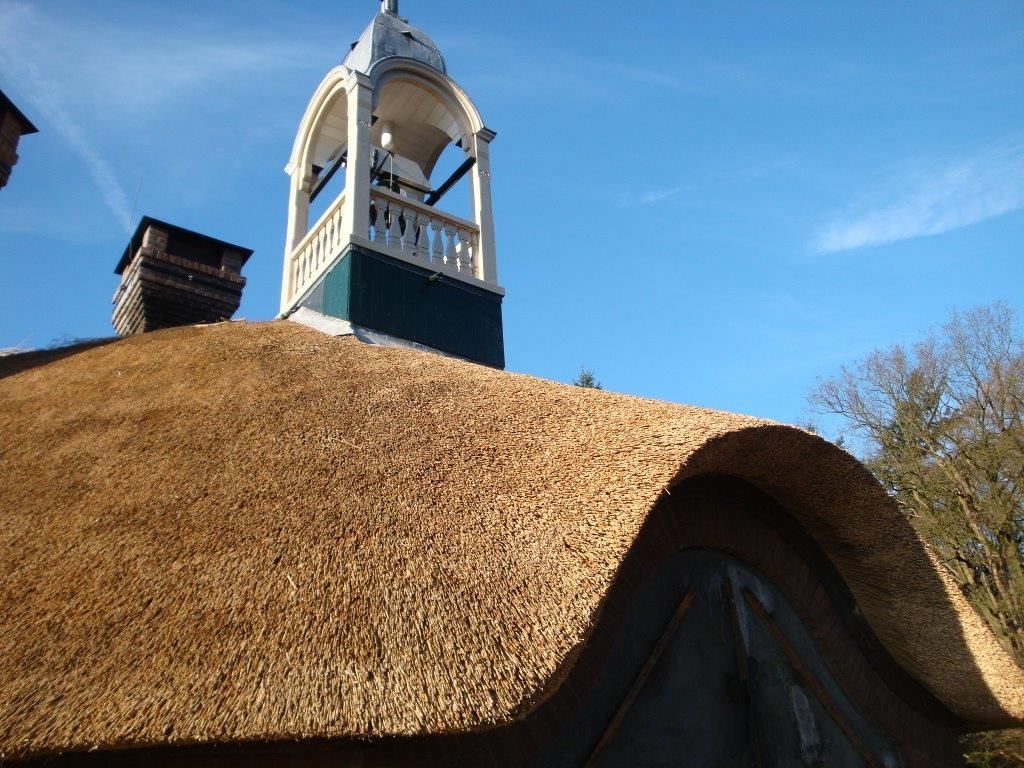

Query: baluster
[[418, 216, 429, 261], [466, 230, 479, 278], [456, 228, 473, 275], [333, 208, 343, 250], [404, 210, 420, 258], [443, 224, 458, 271], [372, 197, 387, 243], [430, 219, 444, 263], [388, 201, 403, 248]]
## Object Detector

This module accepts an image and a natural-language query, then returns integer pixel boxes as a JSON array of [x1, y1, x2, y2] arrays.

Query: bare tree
[[810, 303, 1024, 664]]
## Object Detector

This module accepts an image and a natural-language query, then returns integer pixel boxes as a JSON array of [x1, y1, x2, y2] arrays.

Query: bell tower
[[281, 0, 504, 368]]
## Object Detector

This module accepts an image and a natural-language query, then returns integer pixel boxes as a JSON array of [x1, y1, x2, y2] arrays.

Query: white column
[[280, 164, 313, 314], [469, 127, 498, 285], [343, 72, 373, 243]]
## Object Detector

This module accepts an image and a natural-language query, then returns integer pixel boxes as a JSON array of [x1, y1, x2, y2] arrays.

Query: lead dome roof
[[343, 8, 446, 76]]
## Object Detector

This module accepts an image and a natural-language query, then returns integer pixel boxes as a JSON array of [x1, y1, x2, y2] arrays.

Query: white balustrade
[[285, 191, 347, 307], [368, 188, 480, 280], [284, 186, 485, 312]]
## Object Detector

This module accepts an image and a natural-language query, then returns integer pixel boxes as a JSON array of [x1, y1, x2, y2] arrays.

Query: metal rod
[[742, 589, 882, 768], [310, 151, 347, 204], [370, 150, 388, 186], [584, 589, 695, 767], [425, 156, 476, 207]]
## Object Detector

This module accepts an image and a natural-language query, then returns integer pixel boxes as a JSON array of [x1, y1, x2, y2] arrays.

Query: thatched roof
[[0, 320, 1021, 760]]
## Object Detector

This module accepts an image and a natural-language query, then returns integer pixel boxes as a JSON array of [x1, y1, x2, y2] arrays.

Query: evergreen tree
[[573, 368, 602, 390]]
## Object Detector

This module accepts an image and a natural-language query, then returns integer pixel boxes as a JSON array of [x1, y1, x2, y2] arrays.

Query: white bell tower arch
[[279, 1, 504, 367]]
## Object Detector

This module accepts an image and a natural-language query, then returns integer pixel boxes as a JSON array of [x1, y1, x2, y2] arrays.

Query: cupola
[[279, 0, 504, 368], [343, 0, 447, 76]]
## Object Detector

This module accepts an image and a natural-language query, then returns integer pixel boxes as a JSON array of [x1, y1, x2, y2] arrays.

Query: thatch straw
[[0, 339, 113, 381], [0, 320, 1020, 760]]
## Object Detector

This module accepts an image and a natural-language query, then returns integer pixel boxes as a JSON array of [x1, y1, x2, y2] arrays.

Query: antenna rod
[[381, 0, 398, 15], [122, 175, 144, 262], [126, 176, 143, 237]]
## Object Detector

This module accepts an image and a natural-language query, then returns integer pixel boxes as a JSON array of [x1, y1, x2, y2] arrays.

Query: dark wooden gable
[[531, 550, 901, 767]]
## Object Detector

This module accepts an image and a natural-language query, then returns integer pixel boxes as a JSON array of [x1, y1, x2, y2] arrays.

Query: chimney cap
[[115, 216, 254, 275]]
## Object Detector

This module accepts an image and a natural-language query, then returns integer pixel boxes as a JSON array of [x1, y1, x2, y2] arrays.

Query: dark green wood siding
[[303, 245, 504, 368]]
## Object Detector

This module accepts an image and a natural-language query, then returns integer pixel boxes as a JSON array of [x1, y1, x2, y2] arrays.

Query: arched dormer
[[280, 2, 503, 368]]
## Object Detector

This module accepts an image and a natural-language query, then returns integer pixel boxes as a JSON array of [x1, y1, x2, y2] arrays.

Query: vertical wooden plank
[[725, 577, 763, 767], [742, 589, 882, 768]]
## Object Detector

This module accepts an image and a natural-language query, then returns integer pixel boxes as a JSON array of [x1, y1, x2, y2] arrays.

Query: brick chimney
[[112, 217, 253, 335], [0, 89, 38, 190]]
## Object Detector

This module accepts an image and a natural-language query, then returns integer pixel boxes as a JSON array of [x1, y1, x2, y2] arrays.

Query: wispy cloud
[[0, 3, 127, 225], [638, 186, 686, 205], [0, 1, 313, 227], [613, 185, 689, 208], [438, 30, 690, 101], [0, 10, 132, 226], [811, 140, 1024, 253], [616, 65, 688, 92]]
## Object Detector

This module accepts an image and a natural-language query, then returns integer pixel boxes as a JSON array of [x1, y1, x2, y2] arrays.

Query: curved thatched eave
[[671, 427, 1024, 727], [0, 320, 1020, 761]]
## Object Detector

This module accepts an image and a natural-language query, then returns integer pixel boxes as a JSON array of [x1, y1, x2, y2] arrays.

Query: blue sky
[[1, 0, 1022, 427]]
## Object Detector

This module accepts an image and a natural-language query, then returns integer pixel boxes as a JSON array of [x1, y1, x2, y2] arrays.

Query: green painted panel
[[322, 253, 352, 320], [309, 245, 505, 368]]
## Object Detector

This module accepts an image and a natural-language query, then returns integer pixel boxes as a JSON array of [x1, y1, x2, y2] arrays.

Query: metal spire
[[381, 0, 398, 15]]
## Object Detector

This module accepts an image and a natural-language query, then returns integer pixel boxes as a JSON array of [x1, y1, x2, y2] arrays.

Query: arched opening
[[425, 142, 474, 222], [304, 90, 349, 229], [367, 76, 475, 220]]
